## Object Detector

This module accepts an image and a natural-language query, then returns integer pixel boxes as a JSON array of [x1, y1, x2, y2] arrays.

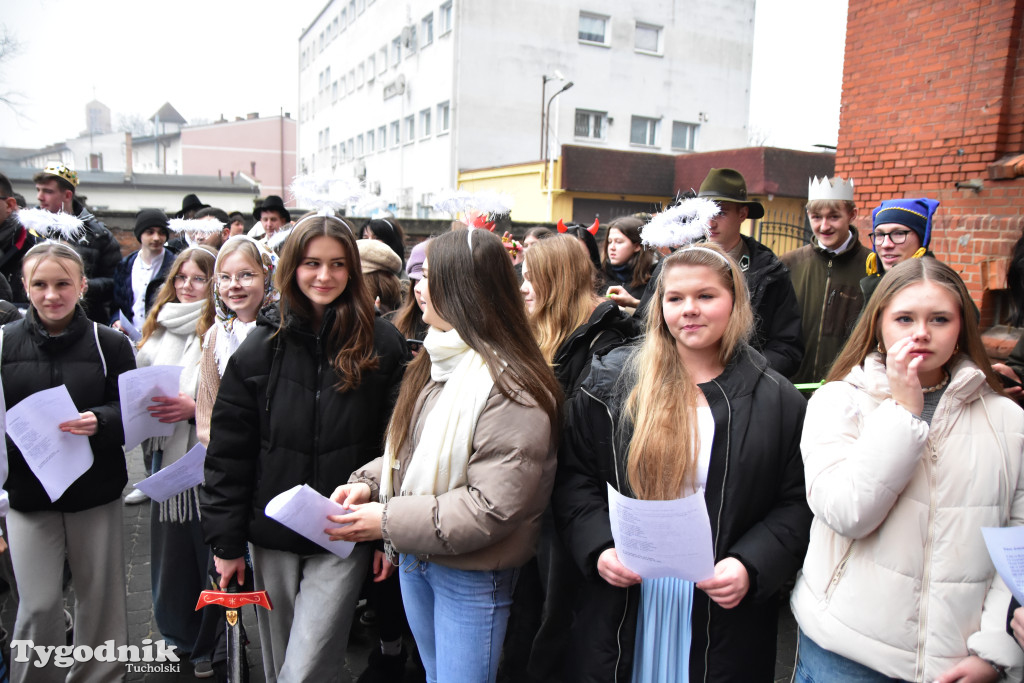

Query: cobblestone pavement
[[0, 445, 798, 682]]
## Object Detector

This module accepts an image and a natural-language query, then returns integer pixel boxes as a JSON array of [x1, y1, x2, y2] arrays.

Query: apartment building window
[[332, 80, 339, 103], [340, 142, 346, 162], [348, 69, 355, 93], [422, 13, 434, 46], [367, 55, 376, 82], [390, 120, 400, 147], [378, 47, 388, 74], [578, 12, 608, 45], [331, 144, 338, 167], [440, 2, 452, 35], [357, 0, 364, 13], [574, 109, 607, 140], [357, 134, 365, 158], [420, 108, 432, 138], [630, 116, 659, 146], [357, 63, 365, 87], [407, 26, 418, 55], [404, 115, 415, 143], [391, 37, 402, 66], [671, 121, 700, 151], [437, 101, 450, 133], [378, 125, 387, 150], [348, 1, 356, 22], [341, 9, 347, 27], [367, 129, 375, 152], [339, 76, 346, 98], [347, 137, 355, 161], [635, 22, 662, 54]]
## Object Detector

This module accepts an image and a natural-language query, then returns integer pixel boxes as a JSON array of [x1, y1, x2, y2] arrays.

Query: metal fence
[[754, 210, 813, 257]]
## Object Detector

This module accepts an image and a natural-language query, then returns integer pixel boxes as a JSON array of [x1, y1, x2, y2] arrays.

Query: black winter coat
[[111, 249, 176, 324], [634, 236, 805, 377], [0, 306, 135, 512], [72, 202, 123, 324], [200, 307, 409, 559], [552, 344, 811, 682], [553, 300, 640, 400], [0, 214, 38, 305]]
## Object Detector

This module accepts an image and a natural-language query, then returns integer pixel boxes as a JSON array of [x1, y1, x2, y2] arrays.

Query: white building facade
[[298, 0, 755, 218]]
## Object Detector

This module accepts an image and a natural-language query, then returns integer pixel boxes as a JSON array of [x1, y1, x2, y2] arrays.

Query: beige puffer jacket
[[791, 354, 1024, 682], [350, 378, 556, 571]]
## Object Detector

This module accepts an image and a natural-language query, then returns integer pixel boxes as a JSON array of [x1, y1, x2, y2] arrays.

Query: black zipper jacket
[[552, 343, 811, 682], [1, 305, 135, 512], [200, 305, 408, 558]]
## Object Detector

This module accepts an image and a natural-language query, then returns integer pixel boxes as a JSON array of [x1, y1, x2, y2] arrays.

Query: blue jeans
[[795, 629, 907, 682], [398, 556, 517, 683]]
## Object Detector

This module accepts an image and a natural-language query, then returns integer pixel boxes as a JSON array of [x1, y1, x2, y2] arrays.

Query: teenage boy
[[861, 197, 940, 303], [112, 209, 174, 330], [781, 176, 872, 384], [33, 163, 122, 323]]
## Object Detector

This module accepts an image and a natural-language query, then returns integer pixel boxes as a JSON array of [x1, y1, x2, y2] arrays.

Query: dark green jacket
[[781, 229, 871, 384]]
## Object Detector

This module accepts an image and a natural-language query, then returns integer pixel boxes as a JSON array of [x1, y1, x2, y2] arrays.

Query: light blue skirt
[[631, 577, 693, 683]]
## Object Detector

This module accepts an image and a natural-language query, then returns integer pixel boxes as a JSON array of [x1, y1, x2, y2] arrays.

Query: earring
[[876, 342, 885, 354]]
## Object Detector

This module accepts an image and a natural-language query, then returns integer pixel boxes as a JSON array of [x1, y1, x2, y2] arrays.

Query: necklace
[[921, 371, 949, 394]]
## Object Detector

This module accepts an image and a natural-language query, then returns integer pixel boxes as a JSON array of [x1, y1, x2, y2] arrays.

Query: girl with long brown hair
[[554, 243, 810, 681], [135, 246, 217, 672], [331, 228, 561, 683], [200, 213, 409, 681], [602, 215, 658, 309], [791, 258, 1024, 682]]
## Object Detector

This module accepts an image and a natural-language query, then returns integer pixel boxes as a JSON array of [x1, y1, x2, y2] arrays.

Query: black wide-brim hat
[[697, 168, 765, 220], [176, 193, 209, 218], [253, 195, 291, 222]]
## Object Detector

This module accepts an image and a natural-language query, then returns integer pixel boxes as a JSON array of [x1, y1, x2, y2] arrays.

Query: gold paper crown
[[42, 162, 79, 188], [808, 175, 854, 202]]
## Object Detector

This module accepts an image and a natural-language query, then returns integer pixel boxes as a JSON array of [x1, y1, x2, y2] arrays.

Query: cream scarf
[[381, 327, 497, 503], [136, 299, 205, 522]]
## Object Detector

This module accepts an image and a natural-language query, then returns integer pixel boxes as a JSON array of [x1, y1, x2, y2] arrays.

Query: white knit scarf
[[381, 327, 497, 503], [212, 319, 258, 377], [136, 299, 205, 523]]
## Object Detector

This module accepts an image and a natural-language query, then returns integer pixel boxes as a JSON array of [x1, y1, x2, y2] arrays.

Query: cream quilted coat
[[791, 354, 1024, 682]]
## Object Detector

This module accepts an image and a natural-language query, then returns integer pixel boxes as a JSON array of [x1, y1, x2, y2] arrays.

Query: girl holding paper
[[200, 214, 408, 682], [791, 258, 1024, 682], [1, 241, 136, 682], [135, 245, 216, 671], [552, 243, 810, 682], [332, 228, 561, 683]]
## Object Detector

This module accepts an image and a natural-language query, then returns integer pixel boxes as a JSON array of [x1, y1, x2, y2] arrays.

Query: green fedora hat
[[697, 168, 764, 220]]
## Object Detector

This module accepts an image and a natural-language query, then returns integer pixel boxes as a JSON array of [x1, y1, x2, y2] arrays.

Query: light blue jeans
[[398, 555, 517, 683], [795, 629, 907, 682]]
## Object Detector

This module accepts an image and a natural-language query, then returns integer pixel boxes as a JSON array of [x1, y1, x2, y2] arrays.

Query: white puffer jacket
[[791, 354, 1024, 682]]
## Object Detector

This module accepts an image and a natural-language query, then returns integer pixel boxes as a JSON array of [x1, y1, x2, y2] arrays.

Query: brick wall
[[839, 0, 1024, 305]]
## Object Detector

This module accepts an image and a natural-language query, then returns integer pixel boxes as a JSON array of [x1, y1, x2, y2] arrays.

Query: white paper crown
[[808, 176, 855, 202]]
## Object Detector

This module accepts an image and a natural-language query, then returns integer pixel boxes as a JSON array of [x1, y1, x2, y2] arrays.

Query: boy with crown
[[781, 176, 872, 384]]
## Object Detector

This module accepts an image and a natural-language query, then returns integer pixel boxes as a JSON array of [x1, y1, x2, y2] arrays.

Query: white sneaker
[[123, 488, 150, 505]]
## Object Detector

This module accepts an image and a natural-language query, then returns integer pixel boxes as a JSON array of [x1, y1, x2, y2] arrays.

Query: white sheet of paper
[[982, 526, 1024, 605], [6, 385, 94, 502], [118, 311, 142, 343], [265, 484, 355, 559], [133, 442, 206, 503], [608, 483, 715, 581], [118, 366, 183, 451], [0, 380, 8, 515]]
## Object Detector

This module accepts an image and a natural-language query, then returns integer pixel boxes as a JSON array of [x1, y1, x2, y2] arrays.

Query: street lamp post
[[543, 81, 574, 187], [540, 72, 566, 159]]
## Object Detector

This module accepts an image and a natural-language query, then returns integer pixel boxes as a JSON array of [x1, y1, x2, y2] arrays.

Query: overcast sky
[[0, 0, 846, 152]]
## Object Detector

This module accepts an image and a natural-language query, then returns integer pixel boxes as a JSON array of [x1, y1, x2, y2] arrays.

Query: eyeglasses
[[869, 229, 913, 245], [216, 271, 258, 288], [173, 275, 208, 287]]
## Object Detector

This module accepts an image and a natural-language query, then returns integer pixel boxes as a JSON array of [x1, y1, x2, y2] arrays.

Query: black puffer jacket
[[0, 305, 135, 512], [72, 201, 123, 324], [553, 344, 811, 682], [553, 300, 641, 400], [200, 306, 409, 559]]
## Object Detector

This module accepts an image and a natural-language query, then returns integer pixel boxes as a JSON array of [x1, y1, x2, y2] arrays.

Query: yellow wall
[[459, 159, 672, 224]]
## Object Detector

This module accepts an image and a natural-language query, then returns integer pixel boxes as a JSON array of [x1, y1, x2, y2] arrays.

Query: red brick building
[[839, 0, 1024, 322]]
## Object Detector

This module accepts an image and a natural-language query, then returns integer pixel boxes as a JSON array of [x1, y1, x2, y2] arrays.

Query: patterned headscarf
[[211, 235, 279, 376]]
